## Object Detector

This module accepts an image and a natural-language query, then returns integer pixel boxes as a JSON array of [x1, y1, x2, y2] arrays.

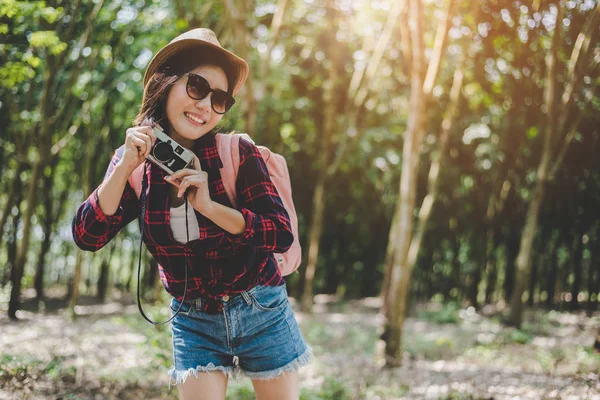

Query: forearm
[[203, 201, 246, 235], [97, 162, 132, 216]]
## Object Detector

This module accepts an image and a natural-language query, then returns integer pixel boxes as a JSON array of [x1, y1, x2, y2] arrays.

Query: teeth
[[185, 112, 205, 124]]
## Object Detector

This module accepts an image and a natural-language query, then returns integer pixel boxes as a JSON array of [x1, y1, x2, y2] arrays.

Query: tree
[[509, 0, 600, 327], [383, 0, 457, 366]]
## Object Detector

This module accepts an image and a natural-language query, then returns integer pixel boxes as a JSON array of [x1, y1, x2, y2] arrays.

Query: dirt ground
[[1, 290, 599, 399]]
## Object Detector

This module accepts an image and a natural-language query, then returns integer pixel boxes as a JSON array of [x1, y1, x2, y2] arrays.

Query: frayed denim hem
[[168, 363, 236, 386], [241, 346, 313, 380]]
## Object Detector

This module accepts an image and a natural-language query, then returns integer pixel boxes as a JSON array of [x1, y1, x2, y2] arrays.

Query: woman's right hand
[[118, 121, 158, 174]]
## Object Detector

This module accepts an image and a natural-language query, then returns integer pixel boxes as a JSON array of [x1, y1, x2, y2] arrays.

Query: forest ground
[[1, 287, 599, 400]]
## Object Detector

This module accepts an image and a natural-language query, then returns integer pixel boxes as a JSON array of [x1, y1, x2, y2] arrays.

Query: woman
[[72, 28, 311, 400]]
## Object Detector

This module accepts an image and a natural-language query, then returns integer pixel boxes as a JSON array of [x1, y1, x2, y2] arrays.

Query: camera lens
[[153, 142, 173, 162]]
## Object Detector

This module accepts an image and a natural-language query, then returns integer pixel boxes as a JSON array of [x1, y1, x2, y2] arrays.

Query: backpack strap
[[216, 133, 242, 208], [128, 163, 145, 199]]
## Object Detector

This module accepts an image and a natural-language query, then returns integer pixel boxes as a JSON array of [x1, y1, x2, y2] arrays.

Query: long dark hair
[[133, 47, 233, 133]]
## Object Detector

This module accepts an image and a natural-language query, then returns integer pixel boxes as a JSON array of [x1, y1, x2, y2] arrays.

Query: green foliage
[[500, 329, 533, 345], [362, 383, 410, 399], [300, 377, 350, 400], [28, 30, 67, 55], [438, 392, 478, 400], [0, 5, 600, 393], [0, 354, 41, 383], [404, 335, 458, 360], [574, 345, 600, 374], [417, 302, 461, 324], [0, 61, 36, 88]]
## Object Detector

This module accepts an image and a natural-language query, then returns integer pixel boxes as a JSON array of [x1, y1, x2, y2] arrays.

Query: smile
[[184, 112, 206, 125]]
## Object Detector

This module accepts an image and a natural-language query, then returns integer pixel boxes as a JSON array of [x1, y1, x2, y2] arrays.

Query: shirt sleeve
[[225, 138, 294, 253], [72, 146, 141, 252]]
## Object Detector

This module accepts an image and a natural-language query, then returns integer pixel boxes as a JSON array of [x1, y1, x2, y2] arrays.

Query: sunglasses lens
[[212, 91, 233, 114], [187, 75, 210, 100], [186, 73, 234, 114]]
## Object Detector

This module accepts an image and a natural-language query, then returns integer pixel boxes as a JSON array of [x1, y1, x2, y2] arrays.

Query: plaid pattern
[[72, 133, 293, 314]]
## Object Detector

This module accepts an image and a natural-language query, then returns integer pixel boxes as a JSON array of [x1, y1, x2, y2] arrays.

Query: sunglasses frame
[[184, 73, 235, 115]]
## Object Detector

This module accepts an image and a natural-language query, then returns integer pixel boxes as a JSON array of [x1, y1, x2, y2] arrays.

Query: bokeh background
[[1, 0, 599, 399]]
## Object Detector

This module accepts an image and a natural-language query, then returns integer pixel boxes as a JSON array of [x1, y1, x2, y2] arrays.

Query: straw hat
[[143, 28, 249, 96]]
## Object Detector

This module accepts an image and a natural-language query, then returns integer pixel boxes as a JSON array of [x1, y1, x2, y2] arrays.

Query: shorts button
[[222, 295, 230, 302]]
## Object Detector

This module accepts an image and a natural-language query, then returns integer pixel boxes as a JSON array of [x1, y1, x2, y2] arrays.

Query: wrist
[[198, 200, 217, 217], [115, 159, 136, 177]]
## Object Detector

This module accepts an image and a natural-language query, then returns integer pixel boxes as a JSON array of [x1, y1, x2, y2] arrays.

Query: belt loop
[[241, 291, 252, 306]]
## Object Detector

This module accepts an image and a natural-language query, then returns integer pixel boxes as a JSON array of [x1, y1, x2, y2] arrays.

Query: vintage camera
[[147, 126, 195, 174]]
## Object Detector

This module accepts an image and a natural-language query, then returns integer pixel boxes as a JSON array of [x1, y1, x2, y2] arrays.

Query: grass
[[2, 299, 598, 399], [404, 335, 459, 360], [417, 302, 461, 325], [0, 354, 43, 383]]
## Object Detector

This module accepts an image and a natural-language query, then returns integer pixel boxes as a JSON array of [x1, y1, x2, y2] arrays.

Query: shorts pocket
[[170, 298, 193, 314], [249, 285, 288, 312]]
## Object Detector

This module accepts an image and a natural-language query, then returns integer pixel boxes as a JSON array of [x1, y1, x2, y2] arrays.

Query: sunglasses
[[184, 73, 235, 114]]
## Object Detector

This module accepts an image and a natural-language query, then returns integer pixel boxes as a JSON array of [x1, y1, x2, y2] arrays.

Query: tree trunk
[[485, 250, 498, 305], [450, 231, 461, 301], [509, 0, 599, 324], [587, 238, 599, 313], [570, 232, 584, 309], [508, 3, 562, 327], [381, 201, 401, 316], [484, 178, 513, 305], [384, 0, 425, 367], [97, 259, 110, 303], [405, 56, 464, 279], [468, 234, 485, 309], [0, 162, 26, 246], [69, 251, 83, 317], [300, 6, 342, 311], [34, 159, 59, 300], [546, 237, 559, 308], [224, 0, 256, 137], [8, 158, 43, 320], [504, 222, 519, 302], [97, 242, 116, 302], [528, 254, 539, 307], [6, 208, 21, 309]]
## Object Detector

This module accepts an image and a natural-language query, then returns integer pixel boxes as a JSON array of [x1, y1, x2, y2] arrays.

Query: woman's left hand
[[164, 154, 214, 215]]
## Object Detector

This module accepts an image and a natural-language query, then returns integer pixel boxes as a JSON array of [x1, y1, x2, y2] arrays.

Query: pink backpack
[[128, 133, 302, 276]]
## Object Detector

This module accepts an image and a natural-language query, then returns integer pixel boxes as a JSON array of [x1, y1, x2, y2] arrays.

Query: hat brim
[[143, 40, 249, 96]]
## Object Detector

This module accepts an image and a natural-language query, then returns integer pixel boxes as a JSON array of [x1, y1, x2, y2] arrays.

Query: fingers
[[168, 168, 206, 181], [141, 118, 165, 132], [130, 136, 147, 157], [126, 126, 157, 158], [164, 173, 208, 197], [177, 175, 204, 197], [191, 153, 202, 171], [131, 131, 152, 158]]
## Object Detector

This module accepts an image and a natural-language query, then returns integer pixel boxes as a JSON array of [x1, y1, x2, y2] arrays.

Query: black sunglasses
[[184, 73, 235, 114]]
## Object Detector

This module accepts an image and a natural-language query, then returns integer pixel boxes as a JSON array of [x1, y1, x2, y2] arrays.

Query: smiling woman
[[71, 28, 311, 400]]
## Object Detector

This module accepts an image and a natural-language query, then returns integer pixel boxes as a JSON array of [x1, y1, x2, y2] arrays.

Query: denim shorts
[[167, 283, 312, 385]]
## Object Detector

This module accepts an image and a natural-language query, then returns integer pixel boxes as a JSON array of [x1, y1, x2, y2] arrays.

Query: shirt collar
[[193, 132, 223, 170]]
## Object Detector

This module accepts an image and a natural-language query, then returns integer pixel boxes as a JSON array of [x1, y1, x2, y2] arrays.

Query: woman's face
[[165, 64, 228, 148]]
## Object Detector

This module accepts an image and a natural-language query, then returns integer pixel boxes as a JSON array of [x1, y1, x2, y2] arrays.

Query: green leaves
[[28, 31, 66, 55], [0, 61, 35, 88], [527, 126, 540, 139]]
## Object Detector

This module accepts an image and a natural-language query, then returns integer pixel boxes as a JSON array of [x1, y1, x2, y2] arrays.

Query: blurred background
[[0, 0, 599, 399]]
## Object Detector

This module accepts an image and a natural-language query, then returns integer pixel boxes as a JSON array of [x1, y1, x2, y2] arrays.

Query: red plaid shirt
[[72, 133, 293, 314]]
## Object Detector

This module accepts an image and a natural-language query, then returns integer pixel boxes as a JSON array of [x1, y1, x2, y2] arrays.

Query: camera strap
[[136, 162, 189, 325]]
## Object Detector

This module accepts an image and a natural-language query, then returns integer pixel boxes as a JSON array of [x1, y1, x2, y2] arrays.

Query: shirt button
[[222, 295, 230, 302]]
